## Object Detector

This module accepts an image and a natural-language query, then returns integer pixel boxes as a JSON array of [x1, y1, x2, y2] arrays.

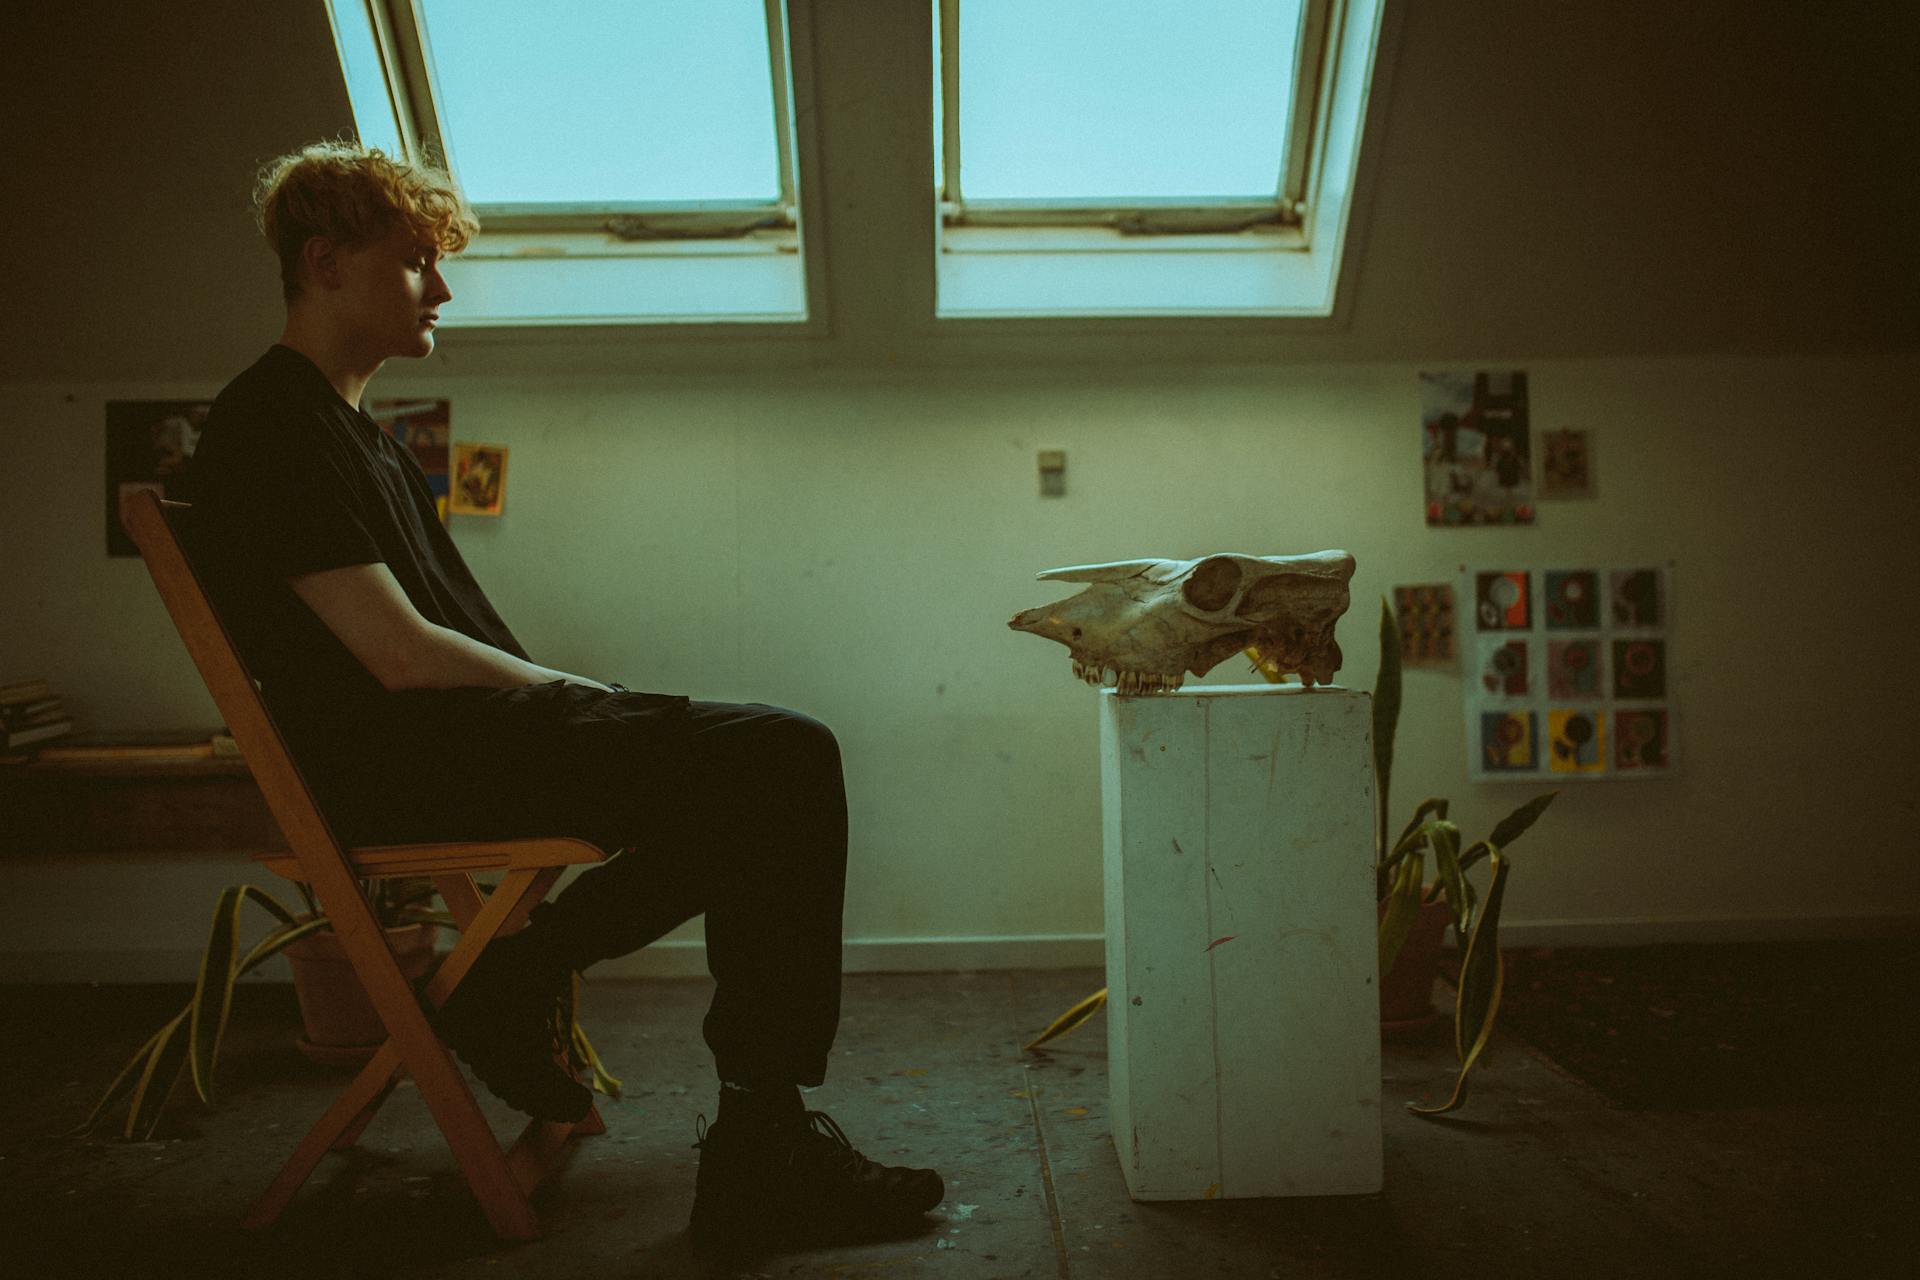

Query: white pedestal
[[1100, 684, 1382, 1200]]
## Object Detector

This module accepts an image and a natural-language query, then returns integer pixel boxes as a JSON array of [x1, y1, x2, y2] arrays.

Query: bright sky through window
[[956, 0, 1303, 201], [419, 0, 780, 206], [332, 4, 403, 158]]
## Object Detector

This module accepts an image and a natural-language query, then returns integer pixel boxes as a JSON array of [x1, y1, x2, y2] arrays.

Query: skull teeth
[[1069, 662, 1185, 692]]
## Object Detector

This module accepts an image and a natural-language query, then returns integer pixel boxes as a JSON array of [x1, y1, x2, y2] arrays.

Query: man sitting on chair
[[185, 140, 944, 1249]]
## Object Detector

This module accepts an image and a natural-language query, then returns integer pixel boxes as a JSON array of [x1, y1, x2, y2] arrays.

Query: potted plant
[[75, 876, 619, 1141], [1025, 598, 1554, 1117], [1354, 596, 1555, 1114]]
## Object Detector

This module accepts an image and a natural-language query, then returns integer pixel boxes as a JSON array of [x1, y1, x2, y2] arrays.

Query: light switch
[[1039, 449, 1066, 497]]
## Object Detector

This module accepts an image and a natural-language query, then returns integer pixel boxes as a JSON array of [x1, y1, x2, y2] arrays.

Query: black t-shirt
[[185, 344, 526, 755]]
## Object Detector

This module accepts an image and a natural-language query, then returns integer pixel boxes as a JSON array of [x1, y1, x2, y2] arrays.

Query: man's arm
[[288, 563, 614, 693]]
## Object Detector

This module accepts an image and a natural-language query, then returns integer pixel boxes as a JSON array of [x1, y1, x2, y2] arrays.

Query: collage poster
[[1462, 563, 1675, 781], [1420, 370, 1535, 526]]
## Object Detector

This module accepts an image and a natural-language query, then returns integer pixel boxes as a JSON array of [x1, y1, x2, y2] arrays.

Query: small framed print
[[450, 442, 509, 517], [1393, 583, 1455, 666], [1540, 429, 1593, 498]]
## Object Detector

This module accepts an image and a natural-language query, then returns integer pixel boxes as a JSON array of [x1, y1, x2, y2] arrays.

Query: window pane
[[328, 0, 404, 157], [419, 0, 780, 205], [957, 0, 1302, 201]]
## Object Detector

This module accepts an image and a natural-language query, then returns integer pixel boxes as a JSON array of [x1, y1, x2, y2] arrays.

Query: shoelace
[[689, 1108, 870, 1177], [793, 1109, 862, 1171]]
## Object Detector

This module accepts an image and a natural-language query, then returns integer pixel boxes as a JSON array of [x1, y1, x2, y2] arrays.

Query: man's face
[[331, 223, 453, 362]]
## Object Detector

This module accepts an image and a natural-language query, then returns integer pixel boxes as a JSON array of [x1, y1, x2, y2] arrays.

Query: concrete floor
[[1, 966, 1913, 1279]]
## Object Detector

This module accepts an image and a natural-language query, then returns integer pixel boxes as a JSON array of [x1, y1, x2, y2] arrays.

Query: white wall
[[2, 2, 1916, 978]]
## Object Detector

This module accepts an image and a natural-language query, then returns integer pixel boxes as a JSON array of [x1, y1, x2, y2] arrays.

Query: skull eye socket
[[1182, 556, 1242, 612]]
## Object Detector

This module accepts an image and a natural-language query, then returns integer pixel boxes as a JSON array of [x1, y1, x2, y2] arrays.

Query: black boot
[[688, 1085, 945, 1249], [432, 929, 591, 1123]]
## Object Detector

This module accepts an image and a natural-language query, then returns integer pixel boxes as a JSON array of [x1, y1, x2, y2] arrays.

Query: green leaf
[[236, 916, 332, 976], [1025, 988, 1109, 1051], [1372, 597, 1402, 863], [1488, 791, 1557, 852], [125, 1010, 190, 1141], [1377, 847, 1425, 982], [188, 887, 248, 1105], [1409, 846, 1510, 1117], [1428, 821, 1469, 938], [71, 1017, 176, 1137], [239, 884, 297, 928], [1392, 797, 1450, 865]]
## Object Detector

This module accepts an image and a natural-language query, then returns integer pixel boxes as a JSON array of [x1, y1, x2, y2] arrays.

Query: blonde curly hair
[[254, 140, 479, 301]]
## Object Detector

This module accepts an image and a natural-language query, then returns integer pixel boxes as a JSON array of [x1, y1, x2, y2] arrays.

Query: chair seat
[[253, 836, 607, 881]]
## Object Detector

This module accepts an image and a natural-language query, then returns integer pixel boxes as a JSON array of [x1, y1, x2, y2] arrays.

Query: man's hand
[[287, 562, 613, 692]]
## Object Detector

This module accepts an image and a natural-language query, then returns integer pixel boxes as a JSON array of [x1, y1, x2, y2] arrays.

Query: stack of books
[[3, 679, 74, 749]]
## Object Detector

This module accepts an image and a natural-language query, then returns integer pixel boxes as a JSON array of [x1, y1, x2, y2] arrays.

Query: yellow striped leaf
[[1409, 847, 1509, 1117], [188, 887, 246, 1104], [1377, 846, 1426, 982], [125, 1010, 189, 1141], [1025, 988, 1108, 1051]]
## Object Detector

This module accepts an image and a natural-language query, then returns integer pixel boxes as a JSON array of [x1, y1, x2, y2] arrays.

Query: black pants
[[310, 686, 849, 1089]]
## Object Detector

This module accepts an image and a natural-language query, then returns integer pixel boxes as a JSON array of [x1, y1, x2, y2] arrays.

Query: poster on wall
[[105, 400, 209, 556], [450, 442, 509, 516], [1420, 370, 1536, 526], [1540, 429, 1593, 498], [1460, 562, 1676, 781], [371, 398, 451, 521], [1392, 583, 1456, 666]]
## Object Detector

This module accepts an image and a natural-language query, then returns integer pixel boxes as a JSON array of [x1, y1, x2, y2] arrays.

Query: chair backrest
[[118, 488, 348, 865]]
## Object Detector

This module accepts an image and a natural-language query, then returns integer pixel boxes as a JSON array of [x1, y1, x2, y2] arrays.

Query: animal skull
[[1008, 550, 1356, 693]]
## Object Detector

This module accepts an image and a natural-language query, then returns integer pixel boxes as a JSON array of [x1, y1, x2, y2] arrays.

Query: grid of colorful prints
[[1460, 564, 1675, 781]]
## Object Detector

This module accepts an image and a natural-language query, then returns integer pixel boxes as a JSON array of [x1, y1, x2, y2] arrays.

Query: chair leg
[[331, 1068, 401, 1151], [249, 872, 538, 1237], [244, 1044, 403, 1229]]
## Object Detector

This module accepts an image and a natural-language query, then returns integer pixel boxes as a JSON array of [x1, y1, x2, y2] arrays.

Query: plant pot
[[282, 922, 438, 1066], [1378, 893, 1452, 1040]]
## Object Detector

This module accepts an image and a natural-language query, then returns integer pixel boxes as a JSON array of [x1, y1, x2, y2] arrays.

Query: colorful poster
[[1461, 563, 1677, 781], [1546, 639, 1603, 698], [450, 442, 509, 517], [1474, 570, 1531, 630], [1612, 639, 1666, 699], [372, 398, 451, 521], [106, 400, 209, 556], [1480, 712, 1537, 772], [1420, 370, 1535, 526], [1610, 568, 1663, 627], [1614, 709, 1669, 770], [1540, 429, 1593, 498], [1543, 570, 1599, 629], [1392, 583, 1455, 666], [1476, 637, 1531, 698], [1547, 709, 1606, 774]]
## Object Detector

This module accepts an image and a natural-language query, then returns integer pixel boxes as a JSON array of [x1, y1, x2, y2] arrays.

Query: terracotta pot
[[282, 922, 438, 1066], [1378, 893, 1453, 1039]]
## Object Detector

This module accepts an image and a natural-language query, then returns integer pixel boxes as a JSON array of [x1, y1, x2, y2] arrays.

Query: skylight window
[[322, 0, 813, 326], [934, 0, 1390, 318], [951, 0, 1303, 203], [418, 0, 782, 209]]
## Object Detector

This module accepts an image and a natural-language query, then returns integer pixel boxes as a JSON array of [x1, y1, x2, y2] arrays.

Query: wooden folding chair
[[119, 487, 606, 1241]]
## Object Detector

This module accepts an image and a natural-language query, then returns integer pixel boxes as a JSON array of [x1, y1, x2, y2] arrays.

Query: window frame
[[335, 0, 801, 241]]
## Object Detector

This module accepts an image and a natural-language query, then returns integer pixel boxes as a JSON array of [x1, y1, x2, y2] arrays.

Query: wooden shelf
[[1, 737, 281, 856]]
